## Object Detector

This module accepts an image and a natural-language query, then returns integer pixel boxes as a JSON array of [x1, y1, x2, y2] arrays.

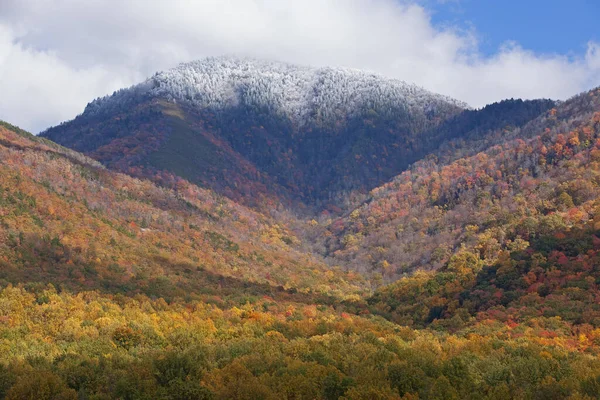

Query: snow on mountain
[[83, 56, 468, 125]]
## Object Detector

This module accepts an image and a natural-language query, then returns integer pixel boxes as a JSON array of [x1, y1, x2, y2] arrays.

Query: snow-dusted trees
[[83, 56, 467, 127]]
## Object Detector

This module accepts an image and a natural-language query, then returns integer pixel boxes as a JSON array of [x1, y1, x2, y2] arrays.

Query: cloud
[[0, 0, 598, 132], [0, 25, 132, 133]]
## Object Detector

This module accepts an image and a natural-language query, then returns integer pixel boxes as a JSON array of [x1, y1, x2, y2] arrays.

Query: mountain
[[320, 88, 600, 282], [42, 57, 470, 208], [329, 86, 600, 320], [6, 56, 600, 399]]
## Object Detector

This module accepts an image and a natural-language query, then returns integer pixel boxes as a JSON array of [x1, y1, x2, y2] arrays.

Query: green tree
[[6, 371, 77, 400]]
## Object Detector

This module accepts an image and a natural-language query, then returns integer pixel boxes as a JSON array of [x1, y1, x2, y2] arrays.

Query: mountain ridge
[[41, 57, 555, 210]]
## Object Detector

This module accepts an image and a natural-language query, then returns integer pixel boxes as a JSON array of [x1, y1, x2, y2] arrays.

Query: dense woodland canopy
[[0, 121, 363, 301], [4, 56, 600, 398], [321, 89, 600, 281]]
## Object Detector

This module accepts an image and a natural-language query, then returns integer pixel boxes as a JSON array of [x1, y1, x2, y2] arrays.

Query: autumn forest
[[2, 57, 600, 399]]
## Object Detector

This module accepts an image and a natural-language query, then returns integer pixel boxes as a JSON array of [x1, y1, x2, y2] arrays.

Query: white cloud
[[0, 0, 598, 132], [0, 25, 133, 133]]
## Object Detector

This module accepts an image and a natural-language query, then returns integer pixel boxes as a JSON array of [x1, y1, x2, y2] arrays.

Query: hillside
[[5, 118, 600, 399], [0, 121, 365, 303], [321, 88, 600, 282], [317, 87, 600, 277], [359, 88, 600, 334]]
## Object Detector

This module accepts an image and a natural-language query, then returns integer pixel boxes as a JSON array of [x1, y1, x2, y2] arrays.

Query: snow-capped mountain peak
[[84, 56, 468, 125]]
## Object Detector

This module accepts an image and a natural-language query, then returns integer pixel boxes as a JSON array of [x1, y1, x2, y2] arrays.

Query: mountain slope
[[0, 120, 365, 303], [42, 57, 469, 207], [322, 87, 600, 284]]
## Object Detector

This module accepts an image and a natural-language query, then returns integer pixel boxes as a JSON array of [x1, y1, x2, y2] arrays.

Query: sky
[[426, 0, 600, 57], [0, 0, 599, 133]]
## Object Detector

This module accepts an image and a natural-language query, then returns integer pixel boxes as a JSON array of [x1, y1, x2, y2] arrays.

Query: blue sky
[[427, 0, 600, 57]]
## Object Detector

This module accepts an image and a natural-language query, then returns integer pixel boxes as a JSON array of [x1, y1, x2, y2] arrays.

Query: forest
[[3, 61, 600, 398]]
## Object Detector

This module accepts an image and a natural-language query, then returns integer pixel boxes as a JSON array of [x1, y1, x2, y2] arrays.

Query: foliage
[[0, 123, 365, 304], [5, 74, 600, 399], [0, 284, 599, 399], [324, 88, 600, 282]]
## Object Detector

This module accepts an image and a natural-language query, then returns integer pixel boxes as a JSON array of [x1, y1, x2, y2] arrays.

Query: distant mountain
[[42, 57, 471, 207]]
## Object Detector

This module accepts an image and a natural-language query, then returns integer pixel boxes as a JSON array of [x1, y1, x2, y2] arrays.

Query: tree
[[6, 371, 77, 400]]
